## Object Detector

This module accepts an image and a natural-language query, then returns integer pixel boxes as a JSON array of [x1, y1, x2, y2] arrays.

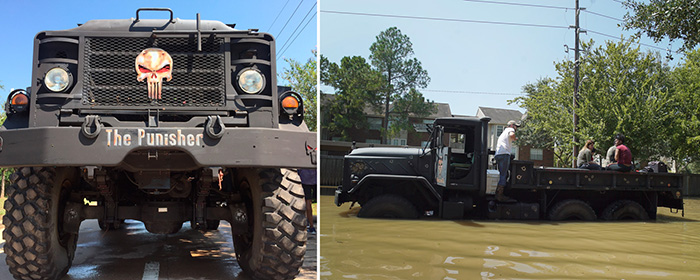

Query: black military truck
[[335, 117, 684, 221], [0, 8, 315, 280]]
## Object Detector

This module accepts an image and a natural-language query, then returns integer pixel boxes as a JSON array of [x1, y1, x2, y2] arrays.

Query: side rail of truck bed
[[509, 160, 684, 210]]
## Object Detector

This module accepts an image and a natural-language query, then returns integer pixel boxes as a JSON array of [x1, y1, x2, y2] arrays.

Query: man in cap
[[494, 120, 518, 202]]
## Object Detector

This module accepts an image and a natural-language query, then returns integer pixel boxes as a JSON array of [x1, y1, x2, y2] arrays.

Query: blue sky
[[0, 0, 317, 106], [319, 0, 683, 116]]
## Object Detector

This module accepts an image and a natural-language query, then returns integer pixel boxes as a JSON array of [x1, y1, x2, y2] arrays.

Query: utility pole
[[571, 0, 581, 168]]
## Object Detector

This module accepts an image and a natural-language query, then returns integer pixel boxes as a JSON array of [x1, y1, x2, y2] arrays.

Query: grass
[[0, 196, 4, 216]]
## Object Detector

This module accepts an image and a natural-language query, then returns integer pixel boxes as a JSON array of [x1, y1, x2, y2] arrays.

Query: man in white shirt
[[494, 120, 518, 202]]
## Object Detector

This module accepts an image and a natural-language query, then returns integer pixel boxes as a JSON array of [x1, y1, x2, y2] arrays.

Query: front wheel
[[3, 167, 80, 280], [233, 168, 307, 280], [358, 195, 420, 219]]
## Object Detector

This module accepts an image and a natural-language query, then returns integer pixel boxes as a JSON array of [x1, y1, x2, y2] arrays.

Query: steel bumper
[[0, 127, 317, 169]]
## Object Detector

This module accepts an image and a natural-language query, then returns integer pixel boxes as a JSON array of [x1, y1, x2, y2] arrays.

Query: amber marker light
[[282, 96, 299, 110], [11, 93, 28, 105]]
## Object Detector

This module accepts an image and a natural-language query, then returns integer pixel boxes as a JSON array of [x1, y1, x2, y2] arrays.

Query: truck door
[[434, 126, 449, 187]]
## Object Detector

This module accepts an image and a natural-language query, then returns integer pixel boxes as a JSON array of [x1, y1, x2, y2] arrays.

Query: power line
[[610, 0, 626, 4], [423, 89, 523, 96], [277, 2, 317, 57], [585, 29, 678, 53], [278, 11, 317, 58], [321, 10, 569, 30], [267, 0, 291, 32], [275, 0, 305, 39], [463, 0, 570, 10], [582, 10, 623, 22]]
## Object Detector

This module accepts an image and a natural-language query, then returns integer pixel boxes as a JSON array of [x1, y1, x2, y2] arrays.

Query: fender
[[349, 174, 441, 202]]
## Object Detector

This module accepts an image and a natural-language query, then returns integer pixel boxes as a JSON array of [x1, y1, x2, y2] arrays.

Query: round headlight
[[237, 68, 265, 94], [44, 67, 71, 92]]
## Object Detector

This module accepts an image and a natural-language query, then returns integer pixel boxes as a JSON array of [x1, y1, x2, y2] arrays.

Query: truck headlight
[[237, 68, 265, 94], [44, 67, 72, 92]]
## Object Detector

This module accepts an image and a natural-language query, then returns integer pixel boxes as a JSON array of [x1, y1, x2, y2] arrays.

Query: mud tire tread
[[235, 168, 307, 280], [548, 199, 597, 221], [357, 195, 420, 219], [3, 167, 75, 280], [602, 200, 650, 221]]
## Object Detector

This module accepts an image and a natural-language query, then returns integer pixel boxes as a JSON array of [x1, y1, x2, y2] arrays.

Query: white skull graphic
[[135, 48, 173, 100]]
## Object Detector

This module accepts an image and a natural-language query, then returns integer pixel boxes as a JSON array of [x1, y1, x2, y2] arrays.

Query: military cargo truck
[[335, 117, 683, 221], [0, 8, 315, 280]]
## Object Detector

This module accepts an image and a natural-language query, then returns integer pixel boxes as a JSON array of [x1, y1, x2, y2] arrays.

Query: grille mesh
[[82, 37, 225, 107]]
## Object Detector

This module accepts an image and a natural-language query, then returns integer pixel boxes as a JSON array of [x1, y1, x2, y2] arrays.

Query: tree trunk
[[382, 69, 392, 145]]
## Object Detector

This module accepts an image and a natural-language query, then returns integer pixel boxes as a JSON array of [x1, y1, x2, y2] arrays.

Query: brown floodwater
[[319, 195, 700, 279]]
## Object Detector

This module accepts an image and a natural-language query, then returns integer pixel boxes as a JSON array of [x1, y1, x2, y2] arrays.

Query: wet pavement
[[0, 219, 317, 280]]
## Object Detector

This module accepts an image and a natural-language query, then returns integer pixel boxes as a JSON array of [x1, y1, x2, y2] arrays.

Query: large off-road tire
[[548, 199, 597, 221], [602, 200, 650, 221], [358, 195, 420, 219], [233, 168, 307, 280], [3, 167, 80, 280]]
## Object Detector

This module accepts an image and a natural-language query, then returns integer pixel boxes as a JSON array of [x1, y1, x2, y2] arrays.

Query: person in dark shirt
[[607, 134, 633, 172]]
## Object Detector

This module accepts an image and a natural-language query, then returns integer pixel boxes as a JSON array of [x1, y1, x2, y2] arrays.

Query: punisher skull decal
[[135, 48, 173, 100]]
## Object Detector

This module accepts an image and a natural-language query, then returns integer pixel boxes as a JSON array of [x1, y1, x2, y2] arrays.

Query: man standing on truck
[[494, 120, 518, 202]]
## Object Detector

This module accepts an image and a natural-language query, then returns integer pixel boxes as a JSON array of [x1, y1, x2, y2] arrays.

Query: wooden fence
[[321, 155, 344, 186]]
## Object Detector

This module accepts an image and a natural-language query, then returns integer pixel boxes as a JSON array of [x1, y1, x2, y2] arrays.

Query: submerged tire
[[602, 200, 649, 221], [358, 195, 420, 219], [3, 167, 80, 280], [98, 219, 124, 231], [548, 199, 597, 221], [206, 220, 220, 230], [233, 168, 307, 280]]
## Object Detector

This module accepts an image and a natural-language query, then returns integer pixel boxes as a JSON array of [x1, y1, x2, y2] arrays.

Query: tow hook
[[81, 115, 102, 139], [205, 115, 225, 139]]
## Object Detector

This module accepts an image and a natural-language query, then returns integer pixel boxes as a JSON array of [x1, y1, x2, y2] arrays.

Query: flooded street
[[320, 195, 700, 279]]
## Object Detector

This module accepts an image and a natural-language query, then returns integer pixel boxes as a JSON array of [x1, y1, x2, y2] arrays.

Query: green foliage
[[369, 27, 435, 142], [320, 55, 384, 140], [0, 113, 11, 194], [513, 39, 675, 167], [670, 49, 700, 170], [622, 0, 700, 53], [281, 51, 318, 131]]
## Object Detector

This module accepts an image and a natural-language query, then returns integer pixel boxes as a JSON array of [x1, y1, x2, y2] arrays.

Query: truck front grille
[[82, 37, 225, 107]]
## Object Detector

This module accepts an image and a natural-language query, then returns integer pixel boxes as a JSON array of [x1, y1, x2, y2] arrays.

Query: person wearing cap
[[607, 133, 633, 172], [494, 120, 518, 202]]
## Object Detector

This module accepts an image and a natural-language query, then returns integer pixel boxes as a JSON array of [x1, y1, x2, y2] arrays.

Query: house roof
[[476, 107, 523, 125], [321, 93, 451, 120]]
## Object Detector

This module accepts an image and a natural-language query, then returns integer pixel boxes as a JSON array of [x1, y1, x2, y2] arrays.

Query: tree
[[513, 39, 674, 167], [669, 49, 700, 171], [0, 113, 10, 198], [369, 27, 435, 143], [281, 51, 317, 131], [622, 0, 700, 53], [320, 55, 384, 140]]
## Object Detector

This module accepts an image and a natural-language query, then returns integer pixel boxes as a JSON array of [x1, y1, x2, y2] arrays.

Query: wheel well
[[355, 178, 438, 212]]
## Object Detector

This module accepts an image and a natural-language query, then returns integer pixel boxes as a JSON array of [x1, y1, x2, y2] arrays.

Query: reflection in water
[[320, 196, 700, 279]]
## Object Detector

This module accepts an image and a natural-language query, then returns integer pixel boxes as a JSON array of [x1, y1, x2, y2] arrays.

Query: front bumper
[[0, 126, 316, 169]]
